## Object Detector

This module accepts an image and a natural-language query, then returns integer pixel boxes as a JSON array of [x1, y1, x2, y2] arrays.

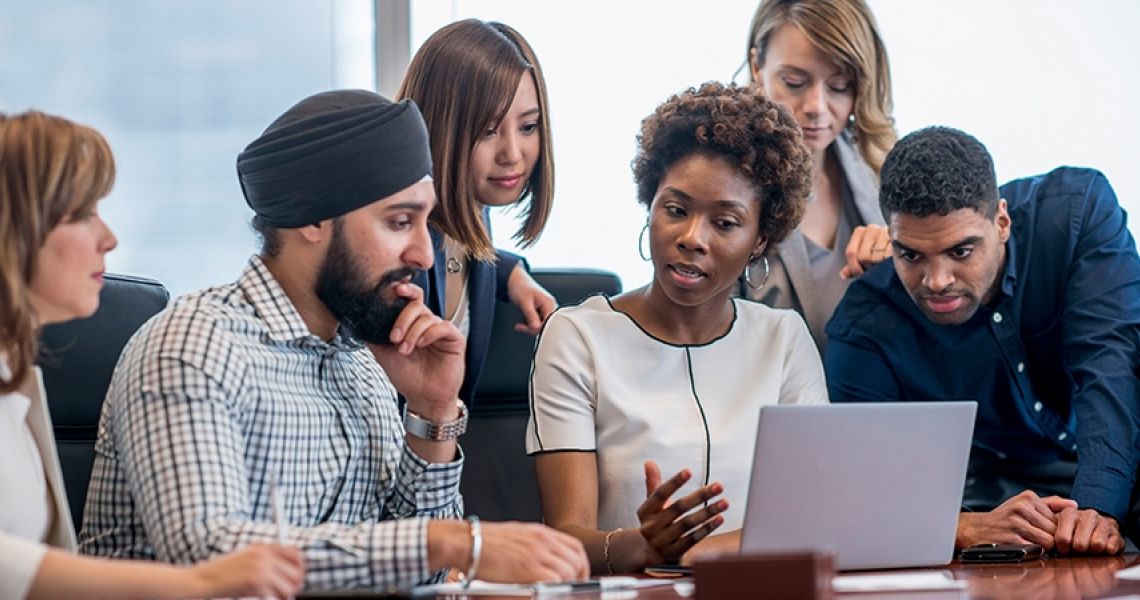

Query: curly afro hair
[[879, 126, 999, 220], [631, 81, 811, 245]]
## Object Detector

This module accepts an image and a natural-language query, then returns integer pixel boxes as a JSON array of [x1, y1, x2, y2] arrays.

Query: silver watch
[[404, 400, 468, 441]]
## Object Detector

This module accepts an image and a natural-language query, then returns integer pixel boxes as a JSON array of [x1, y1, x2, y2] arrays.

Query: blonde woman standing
[[742, 0, 898, 350]]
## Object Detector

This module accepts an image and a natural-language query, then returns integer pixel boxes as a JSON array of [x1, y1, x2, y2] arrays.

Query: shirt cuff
[[398, 443, 464, 512], [1071, 465, 1134, 521], [0, 532, 48, 600]]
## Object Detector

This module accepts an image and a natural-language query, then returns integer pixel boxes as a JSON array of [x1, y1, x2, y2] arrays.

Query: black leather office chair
[[463, 268, 622, 522], [37, 273, 169, 529]]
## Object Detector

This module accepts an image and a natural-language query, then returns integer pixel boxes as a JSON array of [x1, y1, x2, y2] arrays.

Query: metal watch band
[[404, 400, 468, 441]]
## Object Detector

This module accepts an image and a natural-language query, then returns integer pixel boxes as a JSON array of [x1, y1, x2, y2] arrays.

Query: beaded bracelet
[[462, 516, 482, 588], [603, 528, 623, 574]]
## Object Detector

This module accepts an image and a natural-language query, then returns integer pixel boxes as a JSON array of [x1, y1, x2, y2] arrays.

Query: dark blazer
[[412, 225, 523, 403]]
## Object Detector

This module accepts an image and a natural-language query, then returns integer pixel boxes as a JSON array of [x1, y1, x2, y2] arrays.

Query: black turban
[[237, 89, 433, 228]]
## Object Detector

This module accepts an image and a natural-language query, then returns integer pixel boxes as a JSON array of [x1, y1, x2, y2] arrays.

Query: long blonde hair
[[397, 19, 554, 261], [747, 0, 896, 173], [0, 111, 115, 393]]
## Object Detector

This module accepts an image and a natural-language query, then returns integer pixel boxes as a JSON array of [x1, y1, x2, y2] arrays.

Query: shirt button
[[1033, 401, 1043, 412], [1058, 432, 1068, 441], [1017, 362, 1025, 373], [993, 312, 1003, 324]]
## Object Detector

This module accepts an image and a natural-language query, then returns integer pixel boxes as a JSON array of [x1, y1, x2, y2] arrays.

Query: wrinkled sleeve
[[90, 350, 458, 591], [1061, 174, 1140, 520]]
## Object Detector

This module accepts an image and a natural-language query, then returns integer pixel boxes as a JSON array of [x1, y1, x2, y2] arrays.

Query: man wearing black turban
[[80, 90, 588, 591]]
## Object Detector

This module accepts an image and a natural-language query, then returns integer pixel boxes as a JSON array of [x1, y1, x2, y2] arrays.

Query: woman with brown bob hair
[[742, 0, 898, 350], [526, 83, 828, 573], [397, 19, 557, 403], [0, 111, 304, 600]]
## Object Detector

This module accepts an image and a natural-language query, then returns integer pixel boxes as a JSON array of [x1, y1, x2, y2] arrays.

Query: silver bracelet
[[603, 528, 622, 575], [462, 516, 482, 588]]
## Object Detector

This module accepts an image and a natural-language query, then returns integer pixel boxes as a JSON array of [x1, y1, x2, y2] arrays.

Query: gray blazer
[[743, 130, 883, 351]]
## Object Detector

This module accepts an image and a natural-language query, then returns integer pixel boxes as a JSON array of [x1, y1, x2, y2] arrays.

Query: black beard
[[314, 222, 416, 345]]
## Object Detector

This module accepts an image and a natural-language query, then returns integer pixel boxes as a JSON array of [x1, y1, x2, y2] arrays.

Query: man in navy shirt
[[826, 126, 1140, 555]]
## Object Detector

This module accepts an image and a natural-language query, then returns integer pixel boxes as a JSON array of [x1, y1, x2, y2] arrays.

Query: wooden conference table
[[392, 554, 1140, 599]]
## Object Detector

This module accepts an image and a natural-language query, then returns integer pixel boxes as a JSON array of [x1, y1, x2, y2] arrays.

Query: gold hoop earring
[[744, 255, 770, 291], [638, 222, 651, 262]]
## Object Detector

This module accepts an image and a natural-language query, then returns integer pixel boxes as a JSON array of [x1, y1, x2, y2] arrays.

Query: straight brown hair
[[0, 111, 115, 393], [397, 19, 554, 261]]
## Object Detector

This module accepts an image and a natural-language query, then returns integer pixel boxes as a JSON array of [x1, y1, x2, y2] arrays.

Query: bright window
[[1, 0, 374, 296]]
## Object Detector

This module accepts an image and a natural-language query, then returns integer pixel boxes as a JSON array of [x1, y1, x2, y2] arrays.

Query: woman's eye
[[716, 219, 740, 230], [829, 80, 852, 93], [782, 77, 806, 89], [390, 218, 411, 230], [521, 122, 539, 134]]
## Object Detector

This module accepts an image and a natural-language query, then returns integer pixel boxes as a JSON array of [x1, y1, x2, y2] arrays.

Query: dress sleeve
[[526, 309, 599, 453], [0, 531, 48, 600], [778, 313, 830, 405]]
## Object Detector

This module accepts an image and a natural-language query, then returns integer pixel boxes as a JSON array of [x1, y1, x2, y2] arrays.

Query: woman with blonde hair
[[0, 110, 304, 600], [397, 19, 557, 403], [742, 0, 898, 350]]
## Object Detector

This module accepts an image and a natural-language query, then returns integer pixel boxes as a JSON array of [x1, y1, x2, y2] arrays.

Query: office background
[[3, 0, 1137, 296]]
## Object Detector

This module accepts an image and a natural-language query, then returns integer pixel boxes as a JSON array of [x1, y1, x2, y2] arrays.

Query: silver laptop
[[740, 402, 976, 571]]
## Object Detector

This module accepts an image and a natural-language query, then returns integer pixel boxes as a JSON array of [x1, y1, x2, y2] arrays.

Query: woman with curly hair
[[396, 19, 557, 403], [0, 110, 304, 600], [742, 0, 897, 350], [525, 83, 828, 573]]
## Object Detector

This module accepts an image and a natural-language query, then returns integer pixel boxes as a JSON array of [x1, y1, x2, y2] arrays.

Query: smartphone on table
[[959, 543, 1045, 563]]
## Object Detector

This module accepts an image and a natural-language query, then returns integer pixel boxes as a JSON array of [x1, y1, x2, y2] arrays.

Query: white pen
[[270, 477, 289, 544], [533, 576, 639, 595]]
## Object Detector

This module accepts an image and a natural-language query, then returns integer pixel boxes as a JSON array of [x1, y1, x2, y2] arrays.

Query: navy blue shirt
[[825, 167, 1140, 520]]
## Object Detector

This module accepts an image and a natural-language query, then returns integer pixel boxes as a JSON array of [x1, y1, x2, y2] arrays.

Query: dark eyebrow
[[384, 200, 431, 213], [892, 235, 983, 255], [661, 188, 749, 210]]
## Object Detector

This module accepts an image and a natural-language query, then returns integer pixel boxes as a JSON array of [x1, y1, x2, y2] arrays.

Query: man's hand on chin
[[369, 281, 465, 418]]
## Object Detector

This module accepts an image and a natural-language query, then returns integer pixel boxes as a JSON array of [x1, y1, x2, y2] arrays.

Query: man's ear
[[749, 48, 763, 84], [297, 219, 334, 244], [994, 199, 1011, 242]]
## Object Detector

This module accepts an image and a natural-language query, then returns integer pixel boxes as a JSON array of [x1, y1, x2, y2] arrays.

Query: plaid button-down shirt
[[79, 256, 464, 591]]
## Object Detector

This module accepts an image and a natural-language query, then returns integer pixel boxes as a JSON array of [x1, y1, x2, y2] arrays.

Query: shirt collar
[[238, 255, 362, 350], [998, 228, 1019, 299]]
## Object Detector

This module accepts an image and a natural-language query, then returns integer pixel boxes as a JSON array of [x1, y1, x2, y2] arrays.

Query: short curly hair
[[632, 82, 811, 245], [879, 126, 999, 220]]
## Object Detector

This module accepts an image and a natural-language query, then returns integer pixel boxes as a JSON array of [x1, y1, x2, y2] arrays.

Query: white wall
[[413, 0, 1140, 290]]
